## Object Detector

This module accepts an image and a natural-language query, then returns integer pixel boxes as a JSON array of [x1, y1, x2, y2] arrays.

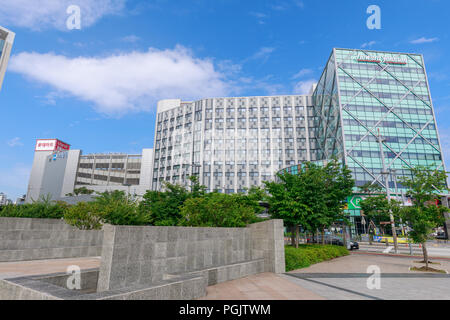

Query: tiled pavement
[[285, 253, 450, 300], [199, 272, 325, 300]]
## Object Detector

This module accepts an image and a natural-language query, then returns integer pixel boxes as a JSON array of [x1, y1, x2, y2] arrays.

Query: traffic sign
[[348, 195, 364, 210]]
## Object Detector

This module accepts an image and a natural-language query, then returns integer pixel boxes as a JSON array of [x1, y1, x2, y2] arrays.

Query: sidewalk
[[199, 272, 325, 300], [285, 253, 450, 300]]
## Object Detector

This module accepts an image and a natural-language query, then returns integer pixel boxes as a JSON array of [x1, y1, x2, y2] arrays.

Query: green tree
[[64, 202, 103, 230], [64, 190, 150, 228], [359, 183, 401, 237], [265, 171, 311, 248], [265, 160, 354, 248], [139, 180, 192, 226], [399, 165, 449, 269], [179, 192, 262, 227], [320, 160, 354, 244]]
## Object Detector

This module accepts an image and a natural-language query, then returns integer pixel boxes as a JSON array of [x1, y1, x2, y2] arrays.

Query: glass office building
[[313, 48, 446, 195]]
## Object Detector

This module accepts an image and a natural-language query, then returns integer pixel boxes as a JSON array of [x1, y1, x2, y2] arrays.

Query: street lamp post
[[377, 129, 399, 254]]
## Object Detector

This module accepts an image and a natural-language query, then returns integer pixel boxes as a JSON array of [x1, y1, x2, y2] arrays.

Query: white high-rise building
[[151, 95, 318, 192], [0, 26, 15, 91], [25, 139, 154, 203], [0, 193, 8, 206]]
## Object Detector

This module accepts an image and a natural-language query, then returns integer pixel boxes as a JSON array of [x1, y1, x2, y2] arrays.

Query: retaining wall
[[97, 219, 285, 292], [0, 218, 103, 262]]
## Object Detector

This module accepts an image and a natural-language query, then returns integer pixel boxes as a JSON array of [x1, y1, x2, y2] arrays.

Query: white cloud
[[361, 41, 377, 48], [410, 37, 439, 44], [121, 35, 140, 43], [10, 46, 232, 115], [292, 68, 313, 79], [7, 137, 23, 147], [0, 0, 126, 31], [293, 79, 317, 95], [249, 12, 267, 19], [249, 47, 276, 63]]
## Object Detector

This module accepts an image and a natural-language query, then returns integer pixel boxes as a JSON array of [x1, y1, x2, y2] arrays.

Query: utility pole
[[392, 170, 406, 236], [377, 129, 398, 254]]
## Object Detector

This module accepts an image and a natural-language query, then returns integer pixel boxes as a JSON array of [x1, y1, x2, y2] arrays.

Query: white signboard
[[35, 139, 70, 152], [35, 139, 58, 151]]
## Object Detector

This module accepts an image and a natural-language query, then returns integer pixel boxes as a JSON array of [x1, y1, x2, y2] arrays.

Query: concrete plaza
[[1, 253, 449, 300], [285, 253, 450, 300]]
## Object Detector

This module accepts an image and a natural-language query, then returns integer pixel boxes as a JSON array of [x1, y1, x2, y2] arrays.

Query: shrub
[[63, 191, 151, 229], [179, 192, 263, 228], [285, 244, 349, 271], [0, 202, 67, 219], [100, 201, 150, 226], [64, 202, 103, 230]]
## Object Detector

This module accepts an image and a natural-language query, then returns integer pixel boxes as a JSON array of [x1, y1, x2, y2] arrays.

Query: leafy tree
[[138, 177, 199, 226], [93, 190, 128, 206], [265, 171, 312, 248], [64, 202, 103, 230], [0, 195, 68, 219], [64, 190, 150, 228], [264, 160, 354, 248], [320, 160, 354, 244], [359, 183, 401, 237], [399, 165, 449, 269], [179, 192, 262, 227]]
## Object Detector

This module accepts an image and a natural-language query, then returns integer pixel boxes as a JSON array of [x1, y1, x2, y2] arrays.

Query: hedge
[[0, 203, 67, 219], [285, 244, 349, 271]]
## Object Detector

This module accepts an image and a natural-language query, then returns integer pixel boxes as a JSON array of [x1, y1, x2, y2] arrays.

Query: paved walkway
[[285, 253, 450, 300], [199, 272, 325, 300], [0, 257, 101, 280]]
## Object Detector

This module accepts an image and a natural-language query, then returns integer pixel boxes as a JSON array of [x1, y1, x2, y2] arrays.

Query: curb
[[351, 251, 450, 261]]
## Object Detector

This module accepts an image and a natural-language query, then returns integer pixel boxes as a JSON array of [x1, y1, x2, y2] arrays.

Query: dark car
[[307, 235, 342, 245], [349, 241, 359, 250]]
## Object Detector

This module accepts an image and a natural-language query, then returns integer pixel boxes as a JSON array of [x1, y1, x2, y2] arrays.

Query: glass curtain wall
[[314, 48, 446, 194]]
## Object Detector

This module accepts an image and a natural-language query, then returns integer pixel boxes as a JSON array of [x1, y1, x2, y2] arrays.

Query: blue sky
[[1, 0, 449, 200]]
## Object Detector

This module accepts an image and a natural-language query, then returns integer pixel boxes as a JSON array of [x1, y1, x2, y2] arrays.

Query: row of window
[[343, 118, 435, 130], [340, 89, 430, 102], [345, 104, 432, 115], [339, 75, 428, 87], [157, 106, 311, 123], [349, 150, 441, 161]]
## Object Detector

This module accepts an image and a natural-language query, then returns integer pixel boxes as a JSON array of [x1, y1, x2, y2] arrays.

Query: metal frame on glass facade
[[313, 48, 446, 194]]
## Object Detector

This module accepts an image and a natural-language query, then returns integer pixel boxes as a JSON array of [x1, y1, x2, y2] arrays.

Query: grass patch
[[285, 244, 349, 272], [410, 266, 446, 274]]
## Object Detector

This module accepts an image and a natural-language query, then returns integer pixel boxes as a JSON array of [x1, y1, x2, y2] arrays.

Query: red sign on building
[[35, 139, 70, 152]]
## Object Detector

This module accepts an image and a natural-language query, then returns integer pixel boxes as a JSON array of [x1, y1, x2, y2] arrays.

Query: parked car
[[436, 232, 447, 240], [307, 235, 359, 250], [349, 241, 359, 250]]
